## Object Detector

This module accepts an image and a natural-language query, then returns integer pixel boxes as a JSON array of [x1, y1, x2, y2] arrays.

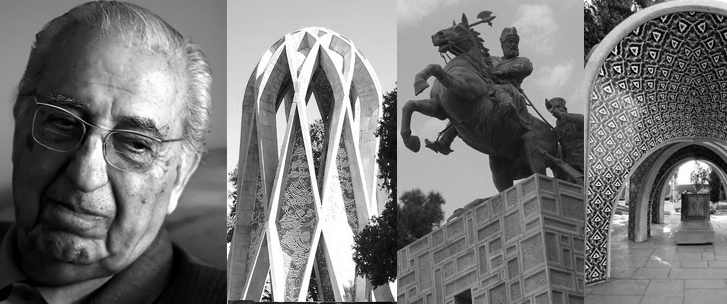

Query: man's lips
[[40, 199, 110, 238]]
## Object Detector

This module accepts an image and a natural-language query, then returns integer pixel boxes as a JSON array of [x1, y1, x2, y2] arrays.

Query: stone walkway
[[585, 213, 727, 304]]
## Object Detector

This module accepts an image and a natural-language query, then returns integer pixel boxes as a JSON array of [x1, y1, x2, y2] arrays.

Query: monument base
[[397, 174, 584, 304], [675, 220, 714, 245]]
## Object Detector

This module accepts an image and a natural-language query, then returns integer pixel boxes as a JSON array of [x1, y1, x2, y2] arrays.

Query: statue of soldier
[[545, 97, 584, 174], [425, 27, 533, 155]]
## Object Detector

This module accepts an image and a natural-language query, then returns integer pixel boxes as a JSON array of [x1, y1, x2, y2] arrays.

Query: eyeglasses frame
[[31, 96, 184, 173]]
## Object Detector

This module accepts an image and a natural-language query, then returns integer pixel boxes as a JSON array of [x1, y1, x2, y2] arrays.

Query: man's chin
[[17, 229, 112, 285], [34, 229, 108, 264]]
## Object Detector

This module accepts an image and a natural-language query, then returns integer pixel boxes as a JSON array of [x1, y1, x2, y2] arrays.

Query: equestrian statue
[[400, 11, 583, 192]]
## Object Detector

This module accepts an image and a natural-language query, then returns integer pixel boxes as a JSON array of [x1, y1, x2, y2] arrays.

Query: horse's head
[[432, 14, 478, 55]]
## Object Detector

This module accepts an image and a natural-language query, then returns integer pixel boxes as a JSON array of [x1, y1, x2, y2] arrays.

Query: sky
[[397, 0, 586, 220], [226, 0, 397, 175]]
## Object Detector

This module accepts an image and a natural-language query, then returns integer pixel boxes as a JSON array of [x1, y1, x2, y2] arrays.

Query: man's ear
[[167, 151, 201, 214]]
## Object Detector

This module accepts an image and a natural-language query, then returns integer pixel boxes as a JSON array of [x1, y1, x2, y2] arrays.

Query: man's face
[[549, 103, 568, 119], [502, 37, 519, 59], [12, 30, 193, 285]]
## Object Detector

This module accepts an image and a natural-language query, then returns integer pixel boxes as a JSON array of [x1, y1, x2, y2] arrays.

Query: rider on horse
[[426, 27, 534, 155]]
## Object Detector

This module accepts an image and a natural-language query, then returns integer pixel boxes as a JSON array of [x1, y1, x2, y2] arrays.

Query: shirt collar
[[0, 225, 113, 304]]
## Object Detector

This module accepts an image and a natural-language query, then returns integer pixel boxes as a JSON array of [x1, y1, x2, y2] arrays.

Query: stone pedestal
[[676, 194, 713, 245], [675, 220, 714, 244], [397, 174, 584, 304]]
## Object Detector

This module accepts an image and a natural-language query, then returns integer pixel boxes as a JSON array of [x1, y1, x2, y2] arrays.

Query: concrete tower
[[228, 27, 384, 302]]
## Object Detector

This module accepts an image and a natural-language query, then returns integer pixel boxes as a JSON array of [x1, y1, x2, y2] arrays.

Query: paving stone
[[632, 268, 671, 279], [707, 260, 727, 267], [644, 260, 677, 268], [685, 279, 727, 289], [673, 252, 704, 260], [588, 279, 649, 295], [583, 295, 642, 304], [640, 279, 684, 304], [684, 289, 727, 304], [670, 268, 727, 279], [680, 261, 708, 268]]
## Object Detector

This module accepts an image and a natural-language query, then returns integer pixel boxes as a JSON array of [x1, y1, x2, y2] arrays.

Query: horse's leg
[[522, 130, 551, 175], [401, 99, 446, 152], [490, 155, 514, 192], [414, 64, 486, 100]]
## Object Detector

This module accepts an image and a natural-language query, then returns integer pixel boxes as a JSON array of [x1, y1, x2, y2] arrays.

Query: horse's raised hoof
[[404, 135, 421, 152], [414, 80, 429, 96]]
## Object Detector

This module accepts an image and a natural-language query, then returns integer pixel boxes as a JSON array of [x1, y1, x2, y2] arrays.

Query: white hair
[[15, 1, 212, 156]]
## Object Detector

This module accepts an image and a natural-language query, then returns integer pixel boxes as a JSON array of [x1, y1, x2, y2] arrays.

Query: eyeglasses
[[31, 98, 183, 173]]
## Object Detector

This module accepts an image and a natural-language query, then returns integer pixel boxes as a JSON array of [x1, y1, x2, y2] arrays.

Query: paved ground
[[585, 213, 727, 304]]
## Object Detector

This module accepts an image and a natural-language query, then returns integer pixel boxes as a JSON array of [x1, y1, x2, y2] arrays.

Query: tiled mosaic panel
[[336, 140, 359, 232], [244, 170, 266, 283], [627, 145, 668, 240], [648, 145, 727, 224], [398, 175, 584, 304], [587, 11, 727, 284], [277, 129, 318, 300]]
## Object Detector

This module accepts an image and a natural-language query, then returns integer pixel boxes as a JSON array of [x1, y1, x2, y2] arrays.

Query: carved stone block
[[398, 175, 584, 304]]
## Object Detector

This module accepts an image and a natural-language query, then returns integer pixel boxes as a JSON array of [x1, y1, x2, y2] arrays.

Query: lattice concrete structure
[[585, 0, 727, 284], [397, 175, 585, 304], [228, 27, 383, 301]]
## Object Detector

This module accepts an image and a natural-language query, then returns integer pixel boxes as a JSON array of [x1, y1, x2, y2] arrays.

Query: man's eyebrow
[[46, 93, 88, 109], [119, 115, 164, 139]]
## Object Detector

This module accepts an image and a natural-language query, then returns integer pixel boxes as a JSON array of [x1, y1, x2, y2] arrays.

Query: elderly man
[[0, 2, 224, 303], [425, 27, 534, 155]]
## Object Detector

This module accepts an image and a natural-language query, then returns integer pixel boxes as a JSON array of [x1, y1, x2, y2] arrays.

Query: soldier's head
[[500, 27, 519, 59], [545, 98, 568, 119]]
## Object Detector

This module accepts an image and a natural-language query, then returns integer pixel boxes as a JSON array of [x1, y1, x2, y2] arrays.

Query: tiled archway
[[585, 0, 727, 284]]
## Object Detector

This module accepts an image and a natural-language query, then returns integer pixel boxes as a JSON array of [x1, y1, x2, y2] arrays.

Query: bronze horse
[[400, 14, 561, 192]]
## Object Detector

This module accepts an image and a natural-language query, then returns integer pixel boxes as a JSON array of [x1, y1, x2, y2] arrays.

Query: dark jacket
[[0, 222, 225, 304]]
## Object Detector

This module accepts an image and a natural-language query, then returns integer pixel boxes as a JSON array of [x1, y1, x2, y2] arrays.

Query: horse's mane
[[467, 27, 493, 76]]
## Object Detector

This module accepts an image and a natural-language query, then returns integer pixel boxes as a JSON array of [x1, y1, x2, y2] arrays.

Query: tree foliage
[[227, 164, 238, 243], [309, 119, 325, 175], [352, 200, 397, 288], [709, 169, 725, 202], [584, 0, 670, 59], [352, 88, 398, 288], [397, 189, 445, 249], [690, 161, 711, 194]]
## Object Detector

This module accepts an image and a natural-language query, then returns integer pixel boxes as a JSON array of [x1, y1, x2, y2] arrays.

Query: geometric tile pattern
[[587, 10, 727, 284], [228, 27, 383, 301], [397, 175, 585, 304], [627, 145, 669, 241]]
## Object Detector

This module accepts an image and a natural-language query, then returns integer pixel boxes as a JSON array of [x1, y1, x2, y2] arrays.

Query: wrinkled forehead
[[36, 29, 186, 134]]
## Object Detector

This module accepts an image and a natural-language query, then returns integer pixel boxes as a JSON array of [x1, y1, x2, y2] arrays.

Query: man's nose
[[66, 135, 109, 192]]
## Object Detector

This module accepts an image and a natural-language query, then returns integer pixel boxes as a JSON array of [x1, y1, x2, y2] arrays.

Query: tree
[[397, 189, 446, 249], [709, 169, 725, 202], [309, 119, 325, 175], [352, 200, 397, 287], [352, 88, 397, 288], [690, 161, 711, 194], [584, 0, 670, 59], [227, 164, 238, 243]]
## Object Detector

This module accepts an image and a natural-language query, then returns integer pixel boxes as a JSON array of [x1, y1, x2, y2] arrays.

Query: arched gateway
[[585, 0, 727, 284], [228, 27, 385, 301]]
